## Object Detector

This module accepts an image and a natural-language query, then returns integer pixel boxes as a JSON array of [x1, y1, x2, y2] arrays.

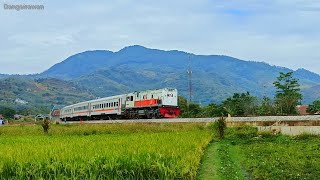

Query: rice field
[[0, 123, 213, 179]]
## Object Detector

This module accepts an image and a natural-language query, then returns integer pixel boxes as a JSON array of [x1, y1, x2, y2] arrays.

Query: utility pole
[[187, 56, 192, 104]]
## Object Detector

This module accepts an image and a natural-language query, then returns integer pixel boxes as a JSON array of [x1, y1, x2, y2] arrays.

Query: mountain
[[41, 50, 114, 79], [294, 68, 320, 83], [0, 74, 10, 80], [39, 45, 320, 104], [303, 85, 320, 103]]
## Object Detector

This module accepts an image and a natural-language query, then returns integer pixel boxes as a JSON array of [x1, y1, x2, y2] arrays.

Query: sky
[[0, 0, 320, 74]]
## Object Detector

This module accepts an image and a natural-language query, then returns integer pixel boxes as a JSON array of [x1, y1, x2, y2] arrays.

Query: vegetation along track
[[63, 115, 320, 124]]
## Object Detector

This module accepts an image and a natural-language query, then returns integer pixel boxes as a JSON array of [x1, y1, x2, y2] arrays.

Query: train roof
[[62, 94, 124, 109], [130, 88, 177, 94]]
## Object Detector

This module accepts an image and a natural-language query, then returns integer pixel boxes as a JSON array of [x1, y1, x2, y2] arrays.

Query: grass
[[239, 135, 320, 179], [0, 123, 213, 179], [197, 142, 219, 180], [197, 125, 320, 180]]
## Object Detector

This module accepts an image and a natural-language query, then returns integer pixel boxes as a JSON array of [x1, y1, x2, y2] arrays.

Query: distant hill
[[0, 74, 10, 79], [39, 45, 320, 104], [303, 85, 320, 103], [0, 77, 96, 113], [41, 50, 114, 79]]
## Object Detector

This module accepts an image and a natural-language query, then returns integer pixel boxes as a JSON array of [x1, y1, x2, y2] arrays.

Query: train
[[60, 88, 181, 121]]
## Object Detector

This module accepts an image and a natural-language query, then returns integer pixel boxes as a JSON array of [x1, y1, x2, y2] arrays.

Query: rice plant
[[0, 123, 213, 179]]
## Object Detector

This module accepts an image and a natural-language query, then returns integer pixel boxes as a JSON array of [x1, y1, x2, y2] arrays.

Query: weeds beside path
[[198, 126, 320, 180], [197, 141, 246, 180], [197, 142, 219, 179]]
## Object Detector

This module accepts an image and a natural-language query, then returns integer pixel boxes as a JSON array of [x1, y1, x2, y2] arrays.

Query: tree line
[[179, 72, 320, 117], [0, 71, 319, 119]]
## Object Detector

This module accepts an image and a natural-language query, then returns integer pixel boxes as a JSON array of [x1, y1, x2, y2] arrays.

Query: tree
[[190, 103, 203, 117], [273, 72, 302, 115], [0, 106, 16, 119], [178, 96, 188, 117], [178, 96, 203, 118], [178, 96, 188, 112], [222, 92, 258, 116], [201, 103, 227, 117], [307, 100, 320, 114], [183, 103, 202, 118], [257, 96, 275, 115]]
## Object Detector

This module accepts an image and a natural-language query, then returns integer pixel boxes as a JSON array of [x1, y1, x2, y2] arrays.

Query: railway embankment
[[63, 115, 320, 125], [63, 115, 320, 135]]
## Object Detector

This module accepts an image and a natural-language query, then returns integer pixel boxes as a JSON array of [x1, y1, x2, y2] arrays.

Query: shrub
[[294, 133, 320, 140], [257, 131, 274, 138], [228, 125, 258, 139], [41, 119, 50, 134], [214, 116, 226, 139]]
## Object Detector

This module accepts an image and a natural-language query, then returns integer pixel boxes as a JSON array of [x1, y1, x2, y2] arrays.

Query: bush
[[257, 131, 274, 138], [41, 119, 50, 134], [228, 126, 258, 139], [214, 116, 226, 139], [294, 133, 320, 140]]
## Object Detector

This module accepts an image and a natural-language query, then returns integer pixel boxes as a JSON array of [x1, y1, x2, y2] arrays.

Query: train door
[[125, 94, 134, 108], [88, 103, 92, 117]]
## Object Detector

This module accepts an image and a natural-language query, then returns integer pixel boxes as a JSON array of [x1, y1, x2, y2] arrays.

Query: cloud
[[0, 0, 319, 74], [7, 33, 75, 46]]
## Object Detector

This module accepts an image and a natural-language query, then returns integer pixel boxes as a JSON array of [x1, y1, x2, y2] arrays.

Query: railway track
[[63, 115, 320, 124]]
